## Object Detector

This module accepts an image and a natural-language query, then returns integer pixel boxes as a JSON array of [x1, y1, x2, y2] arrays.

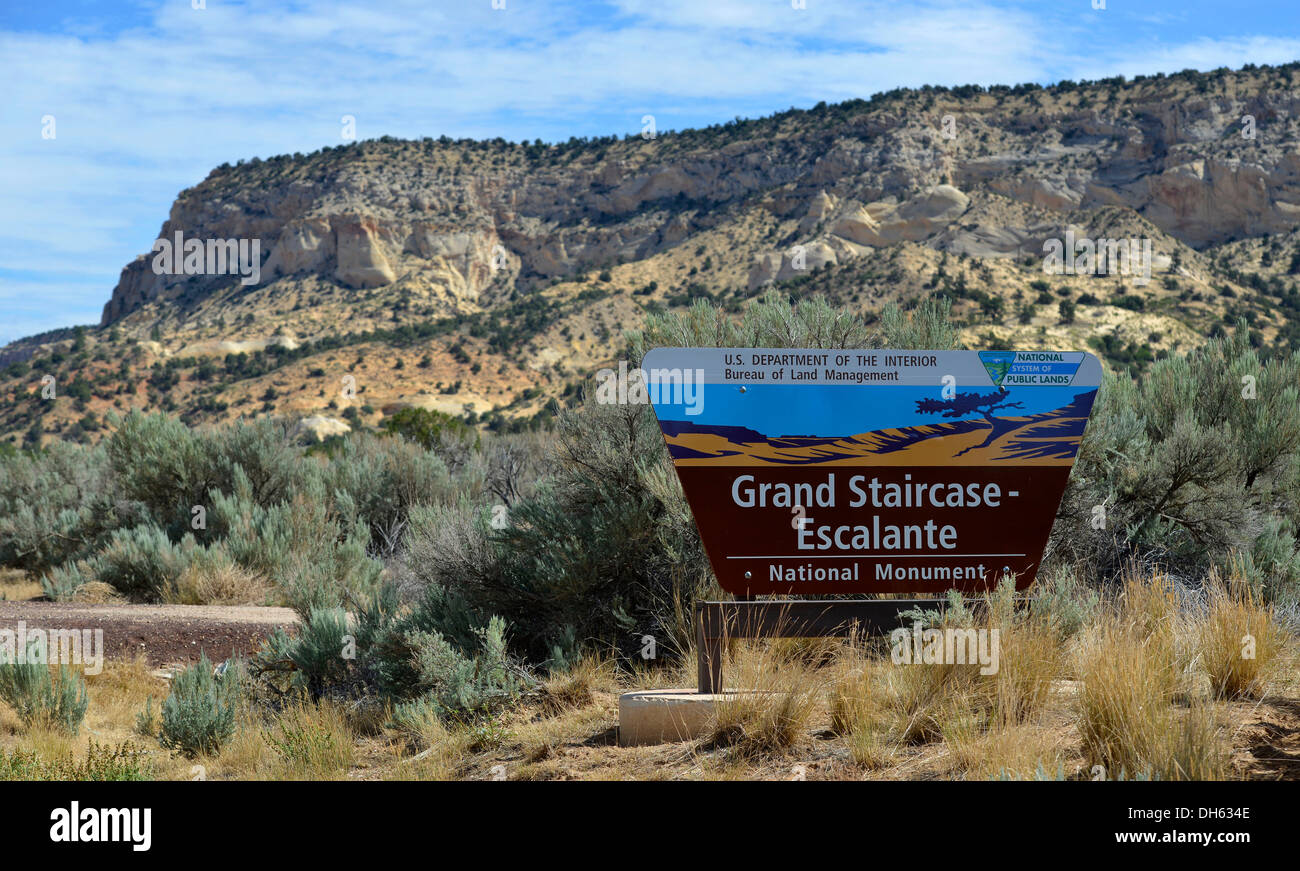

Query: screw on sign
[[643, 348, 1101, 596]]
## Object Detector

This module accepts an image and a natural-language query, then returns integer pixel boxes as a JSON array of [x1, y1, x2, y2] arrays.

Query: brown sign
[[642, 348, 1101, 595]]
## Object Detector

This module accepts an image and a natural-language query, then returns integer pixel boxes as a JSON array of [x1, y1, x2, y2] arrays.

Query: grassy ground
[[2, 572, 1298, 781], [0, 568, 42, 602]]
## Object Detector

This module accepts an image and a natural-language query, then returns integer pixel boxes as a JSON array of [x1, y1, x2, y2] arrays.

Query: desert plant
[[135, 696, 158, 738], [1029, 568, 1100, 638], [322, 431, 456, 553], [401, 400, 707, 660], [708, 641, 825, 756], [630, 290, 959, 355], [0, 644, 89, 734], [168, 548, 268, 605], [1055, 327, 1300, 590], [159, 653, 239, 757], [107, 411, 297, 540], [259, 607, 354, 699], [210, 471, 382, 616], [0, 441, 127, 574], [41, 560, 95, 601], [264, 702, 354, 780], [402, 616, 527, 717], [1076, 608, 1229, 781], [92, 524, 199, 601], [0, 742, 150, 781]]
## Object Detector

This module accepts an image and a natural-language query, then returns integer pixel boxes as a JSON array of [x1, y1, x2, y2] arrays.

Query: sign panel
[[642, 348, 1102, 595]]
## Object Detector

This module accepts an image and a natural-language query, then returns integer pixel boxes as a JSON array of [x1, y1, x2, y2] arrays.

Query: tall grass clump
[[884, 582, 1065, 744], [1076, 580, 1231, 781], [264, 702, 354, 780], [1199, 571, 1285, 700], [708, 640, 827, 757]]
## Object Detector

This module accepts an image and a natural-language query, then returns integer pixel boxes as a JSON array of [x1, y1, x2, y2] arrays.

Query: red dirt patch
[[0, 602, 297, 666]]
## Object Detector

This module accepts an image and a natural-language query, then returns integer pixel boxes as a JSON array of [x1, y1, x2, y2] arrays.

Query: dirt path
[[0, 602, 298, 666]]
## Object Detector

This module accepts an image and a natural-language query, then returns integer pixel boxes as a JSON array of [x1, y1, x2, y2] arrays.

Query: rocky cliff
[[7, 62, 1300, 445], [101, 63, 1300, 335]]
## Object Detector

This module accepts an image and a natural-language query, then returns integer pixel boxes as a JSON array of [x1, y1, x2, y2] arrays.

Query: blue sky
[[3, 0, 1300, 343]]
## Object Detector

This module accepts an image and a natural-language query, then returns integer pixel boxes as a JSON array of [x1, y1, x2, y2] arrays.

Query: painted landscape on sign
[[658, 389, 1097, 467]]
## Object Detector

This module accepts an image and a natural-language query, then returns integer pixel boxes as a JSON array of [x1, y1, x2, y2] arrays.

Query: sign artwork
[[642, 348, 1102, 595]]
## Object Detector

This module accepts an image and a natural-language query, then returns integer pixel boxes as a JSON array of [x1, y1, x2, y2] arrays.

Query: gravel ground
[[0, 602, 298, 666]]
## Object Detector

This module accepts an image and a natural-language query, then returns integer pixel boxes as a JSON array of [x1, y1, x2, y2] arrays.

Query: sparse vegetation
[[5, 58, 1300, 778], [0, 649, 89, 734]]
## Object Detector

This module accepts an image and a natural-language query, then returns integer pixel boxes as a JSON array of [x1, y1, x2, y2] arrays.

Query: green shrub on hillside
[[41, 560, 95, 601], [322, 432, 457, 553], [208, 468, 383, 616], [107, 411, 297, 541], [257, 580, 526, 718], [382, 407, 479, 464], [400, 400, 697, 660], [260, 607, 354, 699], [395, 616, 526, 718]]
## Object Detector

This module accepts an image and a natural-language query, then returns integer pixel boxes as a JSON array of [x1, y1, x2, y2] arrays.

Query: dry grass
[[1199, 573, 1285, 700], [385, 723, 470, 781], [707, 640, 826, 757], [830, 658, 904, 769], [1076, 596, 1232, 781], [0, 658, 200, 780], [538, 655, 618, 716], [829, 589, 1073, 778], [208, 714, 276, 779], [261, 701, 355, 780], [85, 655, 157, 722], [167, 562, 271, 606], [0, 568, 43, 601], [990, 618, 1066, 727], [942, 719, 1072, 780], [68, 581, 125, 604], [1, 568, 1295, 780]]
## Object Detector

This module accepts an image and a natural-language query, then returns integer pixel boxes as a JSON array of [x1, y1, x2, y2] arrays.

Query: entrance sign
[[643, 348, 1101, 595]]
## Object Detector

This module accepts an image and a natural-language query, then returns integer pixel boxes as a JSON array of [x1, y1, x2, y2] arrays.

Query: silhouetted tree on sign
[[916, 388, 1024, 420], [916, 389, 1025, 456]]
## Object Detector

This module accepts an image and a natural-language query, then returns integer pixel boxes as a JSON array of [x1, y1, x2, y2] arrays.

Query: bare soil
[[0, 601, 297, 666]]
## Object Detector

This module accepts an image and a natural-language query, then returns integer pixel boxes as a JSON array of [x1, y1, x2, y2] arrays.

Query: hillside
[[7, 61, 1300, 446]]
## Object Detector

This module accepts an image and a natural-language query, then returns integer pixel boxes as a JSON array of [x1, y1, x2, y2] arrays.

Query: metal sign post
[[695, 598, 950, 693]]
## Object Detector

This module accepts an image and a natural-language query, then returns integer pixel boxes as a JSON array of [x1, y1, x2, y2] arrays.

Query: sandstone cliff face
[[100, 67, 1300, 329]]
